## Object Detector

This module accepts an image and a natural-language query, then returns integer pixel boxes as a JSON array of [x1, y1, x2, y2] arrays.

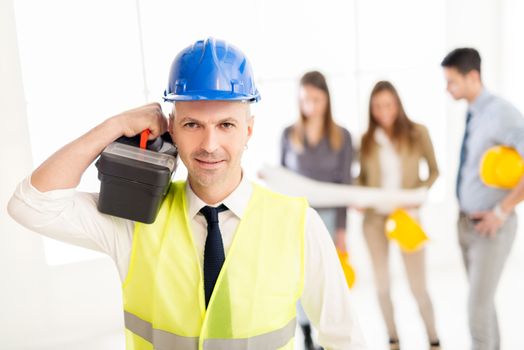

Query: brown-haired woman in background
[[281, 71, 353, 350], [359, 81, 440, 350]]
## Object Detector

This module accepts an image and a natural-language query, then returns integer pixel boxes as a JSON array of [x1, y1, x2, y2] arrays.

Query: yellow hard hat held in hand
[[337, 250, 356, 289], [385, 209, 428, 253], [480, 146, 524, 189]]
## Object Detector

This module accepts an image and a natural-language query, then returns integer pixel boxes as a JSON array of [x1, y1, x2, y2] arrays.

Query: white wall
[[1, 0, 123, 348], [501, 0, 524, 113]]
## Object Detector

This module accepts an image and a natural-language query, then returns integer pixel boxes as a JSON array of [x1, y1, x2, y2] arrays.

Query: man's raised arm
[[31, 103, 167, 192]]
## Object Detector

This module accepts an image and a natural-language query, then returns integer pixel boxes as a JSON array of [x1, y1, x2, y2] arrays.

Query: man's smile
[[194, 157, 226, 169]]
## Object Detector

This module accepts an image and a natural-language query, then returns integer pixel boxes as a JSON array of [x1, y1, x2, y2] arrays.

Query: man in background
[[442, 47, 524, 350]]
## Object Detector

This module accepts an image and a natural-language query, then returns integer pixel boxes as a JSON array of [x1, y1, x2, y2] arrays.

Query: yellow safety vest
[[122, 180, 307, 350]]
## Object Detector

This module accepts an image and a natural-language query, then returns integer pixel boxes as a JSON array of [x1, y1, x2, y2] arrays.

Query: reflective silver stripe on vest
[[125, 311, 296, 350], [124, 311, 198, 350], [204, 318, 297, 350]]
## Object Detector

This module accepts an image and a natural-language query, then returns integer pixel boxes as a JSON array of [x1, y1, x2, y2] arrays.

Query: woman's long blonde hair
[[289, 71, 343, 151]]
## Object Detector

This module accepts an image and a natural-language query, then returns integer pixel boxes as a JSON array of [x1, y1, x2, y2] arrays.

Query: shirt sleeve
[[280, 128, 289, 167], [492, 103, 524, 158], [300, 207, 367, 350], [335, 129, 353, 229], [7, 174, 134, 277]]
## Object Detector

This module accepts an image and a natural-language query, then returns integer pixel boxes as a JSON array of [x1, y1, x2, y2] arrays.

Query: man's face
[[443, 67, 478, 100], [169, 100, 253, 189]]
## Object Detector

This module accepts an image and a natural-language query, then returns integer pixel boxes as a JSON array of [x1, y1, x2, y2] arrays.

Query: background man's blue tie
[[199, 204, 228, 308], [456, 111, 473, 199]]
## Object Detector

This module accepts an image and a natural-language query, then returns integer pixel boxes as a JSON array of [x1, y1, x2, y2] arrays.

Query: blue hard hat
[[163, 38, 261, 103]]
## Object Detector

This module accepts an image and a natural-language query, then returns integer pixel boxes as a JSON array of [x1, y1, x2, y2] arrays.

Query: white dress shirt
[[375, 127, 402, 192], [374, 127, 419, 218], [375, 128, 402, 216], [8, 174, 367, 350]]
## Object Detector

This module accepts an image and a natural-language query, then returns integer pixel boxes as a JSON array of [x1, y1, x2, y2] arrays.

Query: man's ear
[[473, 70, 482, 83], [168, 113, 177, 145], [466, 70, 481, 84], [247, 115, 254, 139]]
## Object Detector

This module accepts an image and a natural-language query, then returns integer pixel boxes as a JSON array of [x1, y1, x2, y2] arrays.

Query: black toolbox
[[95, 132, 178, 224]]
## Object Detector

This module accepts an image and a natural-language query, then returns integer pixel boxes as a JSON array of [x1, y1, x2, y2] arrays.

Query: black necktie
[[199, 204, 228, 307], [456, 111, 473, 199]]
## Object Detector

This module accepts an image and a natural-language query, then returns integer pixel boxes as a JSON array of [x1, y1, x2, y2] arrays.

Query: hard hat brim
[[163, 90, 261, 103]]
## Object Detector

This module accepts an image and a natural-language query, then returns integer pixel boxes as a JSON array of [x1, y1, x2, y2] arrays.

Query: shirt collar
[[185, 171, 253, 220], [374, 127, 392, 146], [469, 88, 492, 116]]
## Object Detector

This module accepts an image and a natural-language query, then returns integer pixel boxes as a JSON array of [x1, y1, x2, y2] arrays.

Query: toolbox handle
[[140, 129, 150, 149], [113, 131, 175, 155]]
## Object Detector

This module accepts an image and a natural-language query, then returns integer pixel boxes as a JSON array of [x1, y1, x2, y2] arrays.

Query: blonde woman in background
[[358, 81, 441, 350], [281, 71, 353, 350]]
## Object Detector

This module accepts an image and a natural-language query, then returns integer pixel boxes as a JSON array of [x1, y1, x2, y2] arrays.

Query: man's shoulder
[[484, 92, 522, 119], [167, 179, 186, 195], [251, 181, 308, 207]]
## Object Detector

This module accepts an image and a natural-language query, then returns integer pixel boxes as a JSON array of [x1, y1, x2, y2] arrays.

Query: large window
[[14, 0, 146, 264]]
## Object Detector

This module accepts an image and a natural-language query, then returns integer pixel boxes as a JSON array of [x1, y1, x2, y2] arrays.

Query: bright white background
[[1, 0, 523, 349]]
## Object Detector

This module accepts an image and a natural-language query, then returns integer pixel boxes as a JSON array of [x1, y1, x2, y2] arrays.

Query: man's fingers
[[474, 220, 498, 238], [474, 219, 490, 234], [119, 103, 169, 138], [143, 103, 168, 139], [158, 113, 168, 133], [149, 113, 168, 139], [474, 223, 486, 235], [469, 211, 487, 219]]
